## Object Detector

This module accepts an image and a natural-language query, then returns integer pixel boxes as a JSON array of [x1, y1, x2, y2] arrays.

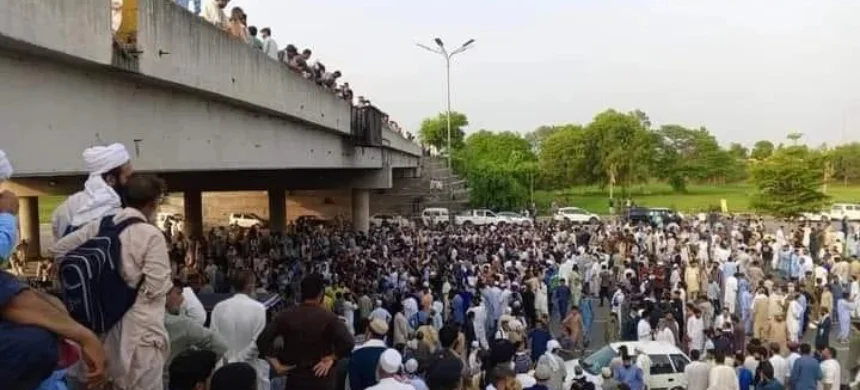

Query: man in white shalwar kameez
[[786, 294, 802, 344], [210, 270, 269, 390], [52, 143, 133, 240], [687, 310, 705, 353], [468, 301, 489, 350], [724, 273, 738, 315], [708, 354, 740, 390], [850, 277, 860, 318], [51, 143, 133, 388]]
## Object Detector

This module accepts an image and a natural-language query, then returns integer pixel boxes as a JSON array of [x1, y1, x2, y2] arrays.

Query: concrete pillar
[[351, 189, 370, 233], [268, 188, 286, 232], [183, 190, 203, 238], [19, 196, 40, 259]]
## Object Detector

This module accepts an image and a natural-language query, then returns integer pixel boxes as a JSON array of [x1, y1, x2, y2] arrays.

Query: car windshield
[[580, 345, 617, 375], [499, 212, 520, 217], [248, 213, 263, 219]]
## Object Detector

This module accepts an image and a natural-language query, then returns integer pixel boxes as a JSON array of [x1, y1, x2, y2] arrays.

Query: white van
[[421, 208, 450, 226], [156, 212, 183, 232], [827, 203, 860, 221]]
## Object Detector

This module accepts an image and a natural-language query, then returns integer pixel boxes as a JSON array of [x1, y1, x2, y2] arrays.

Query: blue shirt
[[528, 328, 551, 362], [738, 367, 753, 390], [757, 379, 785, 390], [0, 271, 60, 387], [452, 294, 465, 325], [789, 355, 822, 390], [614, 364, 645, 390], [0, 213, 18, 262]]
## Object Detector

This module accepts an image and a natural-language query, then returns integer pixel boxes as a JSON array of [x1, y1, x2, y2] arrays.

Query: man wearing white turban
[[51, 143, 133, 240]]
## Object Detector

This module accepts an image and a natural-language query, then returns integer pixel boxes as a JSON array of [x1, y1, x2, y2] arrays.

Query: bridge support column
[[183, 190, 203, 238], [352, 189, 369, 233], [19, 196, 41, 258], [268, 188, 286, 232]]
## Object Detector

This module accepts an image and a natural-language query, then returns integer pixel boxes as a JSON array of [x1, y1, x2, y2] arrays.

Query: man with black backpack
[[52, 174, 172, 390]]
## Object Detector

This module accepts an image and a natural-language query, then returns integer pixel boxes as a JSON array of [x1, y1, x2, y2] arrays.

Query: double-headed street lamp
[[417, 38, 476, 169]]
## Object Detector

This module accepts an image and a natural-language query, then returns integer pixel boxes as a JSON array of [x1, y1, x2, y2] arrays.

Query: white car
[[370, 213, 408, 227], [553, 207, 600, 224], [421, 207, 450, 226], [228, 213, 267, 228], [155, 212, 183, 232], [825, 203, 860, 221], [565, 341, 691, 390], [801, 203, 860, 222], [496, 211, 531, 225], [454, 209, 502, 226]]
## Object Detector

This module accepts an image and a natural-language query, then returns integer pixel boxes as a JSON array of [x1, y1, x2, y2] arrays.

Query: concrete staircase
[[369, 157, 470, 218]]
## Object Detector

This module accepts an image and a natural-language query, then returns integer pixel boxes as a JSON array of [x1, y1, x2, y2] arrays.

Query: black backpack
[[58, 216, 144, 334]]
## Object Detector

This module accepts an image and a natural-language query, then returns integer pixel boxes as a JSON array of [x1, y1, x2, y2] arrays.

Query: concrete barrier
[[0, 0, 112, 64], [136, 0, 351, 134]]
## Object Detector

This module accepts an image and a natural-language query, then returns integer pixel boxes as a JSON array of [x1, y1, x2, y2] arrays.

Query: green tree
[[455, 131, 536, 210], [651, 125, 741, 190], [465, 163, 529, 210], [458, 130, 535, 168], [585, 109, 655, 197], [418, 112, 469, 153], [524, 125, 563, 154], [750, 140, 775, 160], [831, 143, 860, 185], [536, 125, 588, 189], [728, 143, 749, 160], [750, 146, 830, 218]]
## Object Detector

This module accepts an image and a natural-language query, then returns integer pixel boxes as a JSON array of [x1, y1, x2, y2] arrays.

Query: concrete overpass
[[0, 0, 422, 256]]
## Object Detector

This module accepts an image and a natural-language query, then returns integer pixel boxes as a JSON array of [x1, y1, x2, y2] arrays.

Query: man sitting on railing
[[322, 70, 342, 90], [247, 26, 263, 50], [260, 28, 279, 60], [337, 83, 354, 103], [202, 0, 229, 31]]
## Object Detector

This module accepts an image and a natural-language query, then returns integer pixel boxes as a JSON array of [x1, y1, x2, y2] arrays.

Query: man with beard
[[52, 143, 133, 239]]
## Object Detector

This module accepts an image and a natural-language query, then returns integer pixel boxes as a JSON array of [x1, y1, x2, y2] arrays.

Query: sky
[[230, 0, 860, 147]]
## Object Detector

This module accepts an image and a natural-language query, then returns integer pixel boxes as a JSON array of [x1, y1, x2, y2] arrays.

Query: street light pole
[[417, 38, 475, 170], [445, 55, 452, 169]]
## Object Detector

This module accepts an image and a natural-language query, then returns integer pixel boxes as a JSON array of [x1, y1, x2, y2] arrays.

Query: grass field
[[534, 183, 860, 215], [38, 196, 64, 224]]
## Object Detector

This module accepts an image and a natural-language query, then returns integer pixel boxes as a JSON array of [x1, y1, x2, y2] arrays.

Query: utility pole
[[417, 38, 476, 169]]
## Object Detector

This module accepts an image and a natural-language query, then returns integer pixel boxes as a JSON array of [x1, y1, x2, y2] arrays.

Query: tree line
[[419, 109, 860, 216]]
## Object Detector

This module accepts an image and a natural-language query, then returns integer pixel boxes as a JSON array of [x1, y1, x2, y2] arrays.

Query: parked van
[[828, 203, 860, 221], [421, 208, 450, 226]]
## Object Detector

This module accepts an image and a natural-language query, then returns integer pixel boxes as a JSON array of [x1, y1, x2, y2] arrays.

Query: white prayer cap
[[404, 358, 418, 374], [83, 143, 130, 175], [378, 349, 402, 374], [0, 150, 12, 180], [546, 339, 560, 352]]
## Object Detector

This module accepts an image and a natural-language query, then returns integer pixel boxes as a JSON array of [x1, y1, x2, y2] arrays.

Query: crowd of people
[[1, 142, 860, 390], [188, 0, 417, 143]]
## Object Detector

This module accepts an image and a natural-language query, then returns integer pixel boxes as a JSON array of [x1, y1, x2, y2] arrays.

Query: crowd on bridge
[[190, 0, 416, 142], [1, 142, 860, 390]]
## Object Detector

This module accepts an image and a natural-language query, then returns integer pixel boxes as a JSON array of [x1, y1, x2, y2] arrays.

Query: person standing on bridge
[[51, 143, 133, 240]]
